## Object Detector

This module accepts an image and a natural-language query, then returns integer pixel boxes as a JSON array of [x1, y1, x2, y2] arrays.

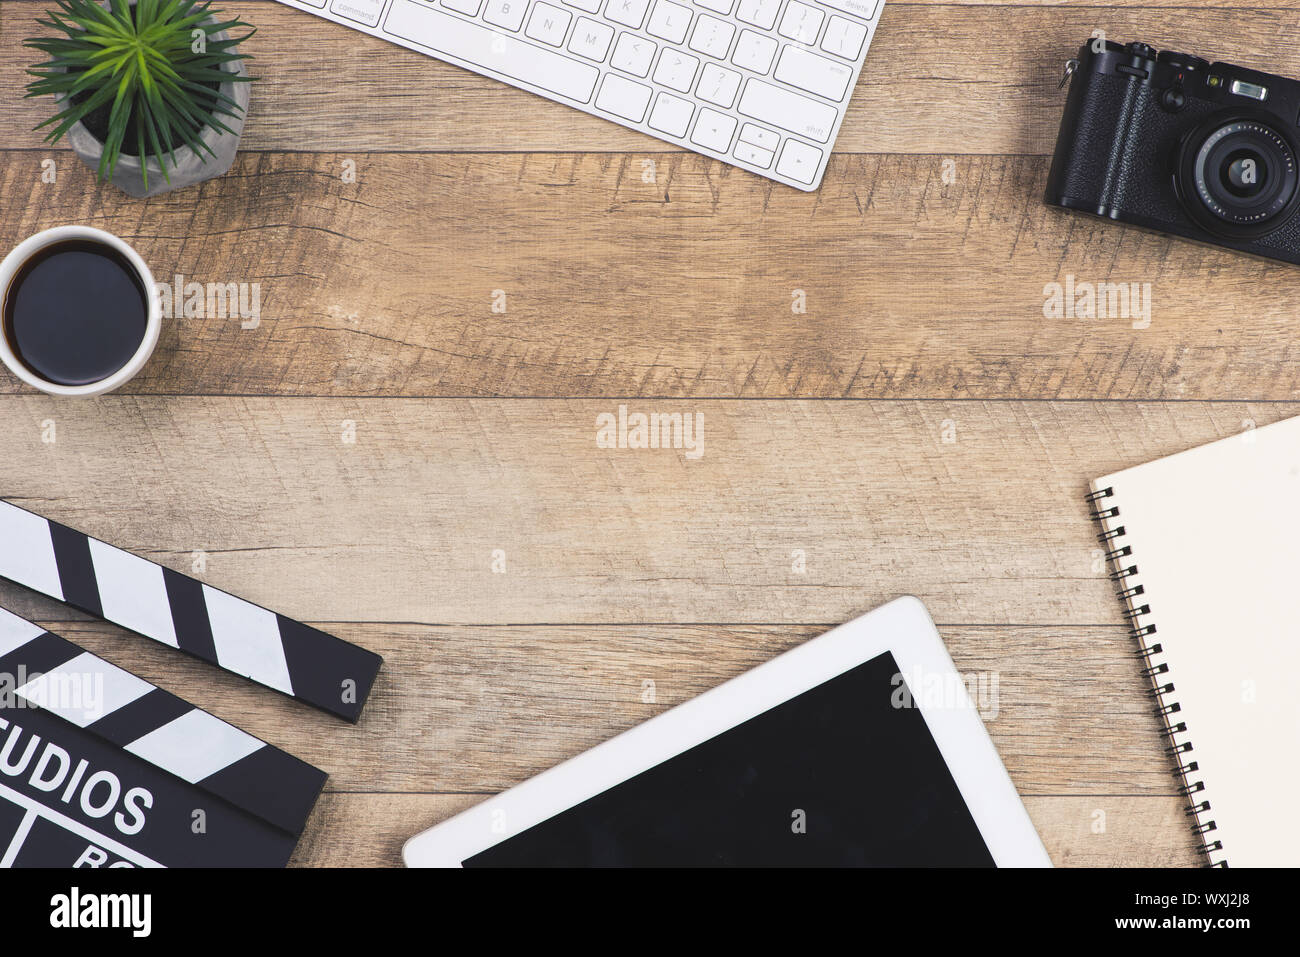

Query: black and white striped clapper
[[0, 607, 326, 867], [0, 500, 381, 722]]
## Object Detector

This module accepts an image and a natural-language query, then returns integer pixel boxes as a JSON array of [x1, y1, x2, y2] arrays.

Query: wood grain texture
[[3, 152, 1300, 400], [291, 794, 1203, 866], [1, 398, 1291, 628], [9, 619, 1177, 795], [6, 5, 1300, 154]]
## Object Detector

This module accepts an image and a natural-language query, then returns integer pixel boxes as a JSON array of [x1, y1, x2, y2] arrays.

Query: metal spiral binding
[[1087, 485, 1227, 866]]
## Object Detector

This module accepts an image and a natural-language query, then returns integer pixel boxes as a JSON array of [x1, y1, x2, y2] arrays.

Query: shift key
[[737, 79, 838, 143]]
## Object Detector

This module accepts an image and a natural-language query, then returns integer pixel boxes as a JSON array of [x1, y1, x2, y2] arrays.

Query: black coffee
[[3, 240, 148, 386]]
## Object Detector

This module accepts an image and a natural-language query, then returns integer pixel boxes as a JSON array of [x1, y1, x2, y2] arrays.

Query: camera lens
[[1223, 150, 1267, 197], [1181, 118, 1300, 236]]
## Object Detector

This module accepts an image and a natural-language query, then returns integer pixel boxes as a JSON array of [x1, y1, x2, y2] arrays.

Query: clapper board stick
[[0, 606, 325, 866], [0, 500, 381, 722]]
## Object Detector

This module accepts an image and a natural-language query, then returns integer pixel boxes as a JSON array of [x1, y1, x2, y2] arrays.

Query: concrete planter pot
[[59, 23, 249, 199]]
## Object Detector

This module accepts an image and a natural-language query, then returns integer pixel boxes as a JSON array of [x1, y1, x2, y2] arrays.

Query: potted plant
[[24, 0, 255, 198]]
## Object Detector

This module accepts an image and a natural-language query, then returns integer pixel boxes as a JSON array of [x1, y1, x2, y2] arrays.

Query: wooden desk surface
[[7, 0, 1291, 867]]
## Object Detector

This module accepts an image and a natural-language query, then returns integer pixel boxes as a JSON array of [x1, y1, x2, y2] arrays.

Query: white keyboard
[[274, 0, 883, 190]]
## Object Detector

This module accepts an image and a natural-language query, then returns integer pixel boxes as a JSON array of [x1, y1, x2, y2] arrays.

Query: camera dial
[[1157, 50, 1210, 73], [1178, 116, 1300, 237]]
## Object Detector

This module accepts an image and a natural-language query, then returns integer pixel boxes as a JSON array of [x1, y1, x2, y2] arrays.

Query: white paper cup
[[0, 225, 160, 397]]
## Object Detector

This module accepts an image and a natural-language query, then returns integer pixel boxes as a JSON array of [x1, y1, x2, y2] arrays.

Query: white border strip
[[0, 505, 62, 601], [0, 607, 45, 658]]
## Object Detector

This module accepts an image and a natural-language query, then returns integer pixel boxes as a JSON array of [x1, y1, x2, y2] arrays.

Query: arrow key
[[775, 138, 822, 184], [690, 107, 738, 153]]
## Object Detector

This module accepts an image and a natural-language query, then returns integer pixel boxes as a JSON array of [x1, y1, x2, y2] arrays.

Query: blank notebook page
[[1092, 415, 1300, 867]]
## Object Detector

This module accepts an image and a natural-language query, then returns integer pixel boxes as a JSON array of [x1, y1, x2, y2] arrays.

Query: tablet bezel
[[402, 596, 1051, 867]]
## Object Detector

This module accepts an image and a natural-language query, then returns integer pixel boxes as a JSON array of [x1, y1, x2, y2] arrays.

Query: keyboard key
[[595, 73, 653, 121], [564, 0, 603, 10], [737, 78, 837, 142], [820, 15, 868, 59], [646, 0, 693, 44], [698, 63, 741, 107], [776, 138, 822, 184], [653, 49, 699, 93], [482, 0, 527, 30], [819, 0, 879, 20], [777, 1, 823, 44], [687, 15, 735, 59], [739, 122, 779, 150], [735, 0, 779, 30], [731, 30, 777, 74], [690, 107, 737, 152], [606, 0, 651, 27], [734, 140, 773, 168], [441, 0, 483, 15], [610, 32, 657, 76], [648, 92, 694, 136], [385, 0, 599, 101], [696, 0, 734, 11], [331, 0, 386, 26], [525, 3, 572, 45], [774, 45, 854, 100], [568, 17, 615, 60]]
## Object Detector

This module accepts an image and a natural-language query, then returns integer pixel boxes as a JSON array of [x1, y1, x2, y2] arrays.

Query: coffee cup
[[0, 225, 161, 397]]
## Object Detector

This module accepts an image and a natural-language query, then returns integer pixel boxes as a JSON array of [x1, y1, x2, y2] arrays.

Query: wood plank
[[290, 794, 1204, 866], [5, 6, 1300, 153], [1, 397, 1286, 627], [10, 619, 1177, 793], [4, 152, 1300, 400]]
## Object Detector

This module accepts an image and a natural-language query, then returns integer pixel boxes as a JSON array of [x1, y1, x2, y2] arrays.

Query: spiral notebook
[[1089, 416, 1300, 867]]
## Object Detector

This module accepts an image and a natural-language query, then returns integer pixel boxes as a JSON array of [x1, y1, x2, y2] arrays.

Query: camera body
[[1046, 39, 1300, 264]]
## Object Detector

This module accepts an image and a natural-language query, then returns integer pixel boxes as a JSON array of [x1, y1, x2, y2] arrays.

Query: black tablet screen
[[464, 650, 996, 866]]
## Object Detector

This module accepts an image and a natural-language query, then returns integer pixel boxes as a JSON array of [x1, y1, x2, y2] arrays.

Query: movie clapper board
[[0, 607, 326, 867], [0, 500, 382, 722]]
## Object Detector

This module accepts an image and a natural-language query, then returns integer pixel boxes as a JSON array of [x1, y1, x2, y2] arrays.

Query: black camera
[[1046, 38, 1300, 264]]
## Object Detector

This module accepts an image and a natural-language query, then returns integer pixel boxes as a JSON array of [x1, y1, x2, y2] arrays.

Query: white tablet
[[403, 596, 1051, 867]]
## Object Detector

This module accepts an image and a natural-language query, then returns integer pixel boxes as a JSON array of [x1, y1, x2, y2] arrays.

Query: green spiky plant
[[25, 0, 255, 188]]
